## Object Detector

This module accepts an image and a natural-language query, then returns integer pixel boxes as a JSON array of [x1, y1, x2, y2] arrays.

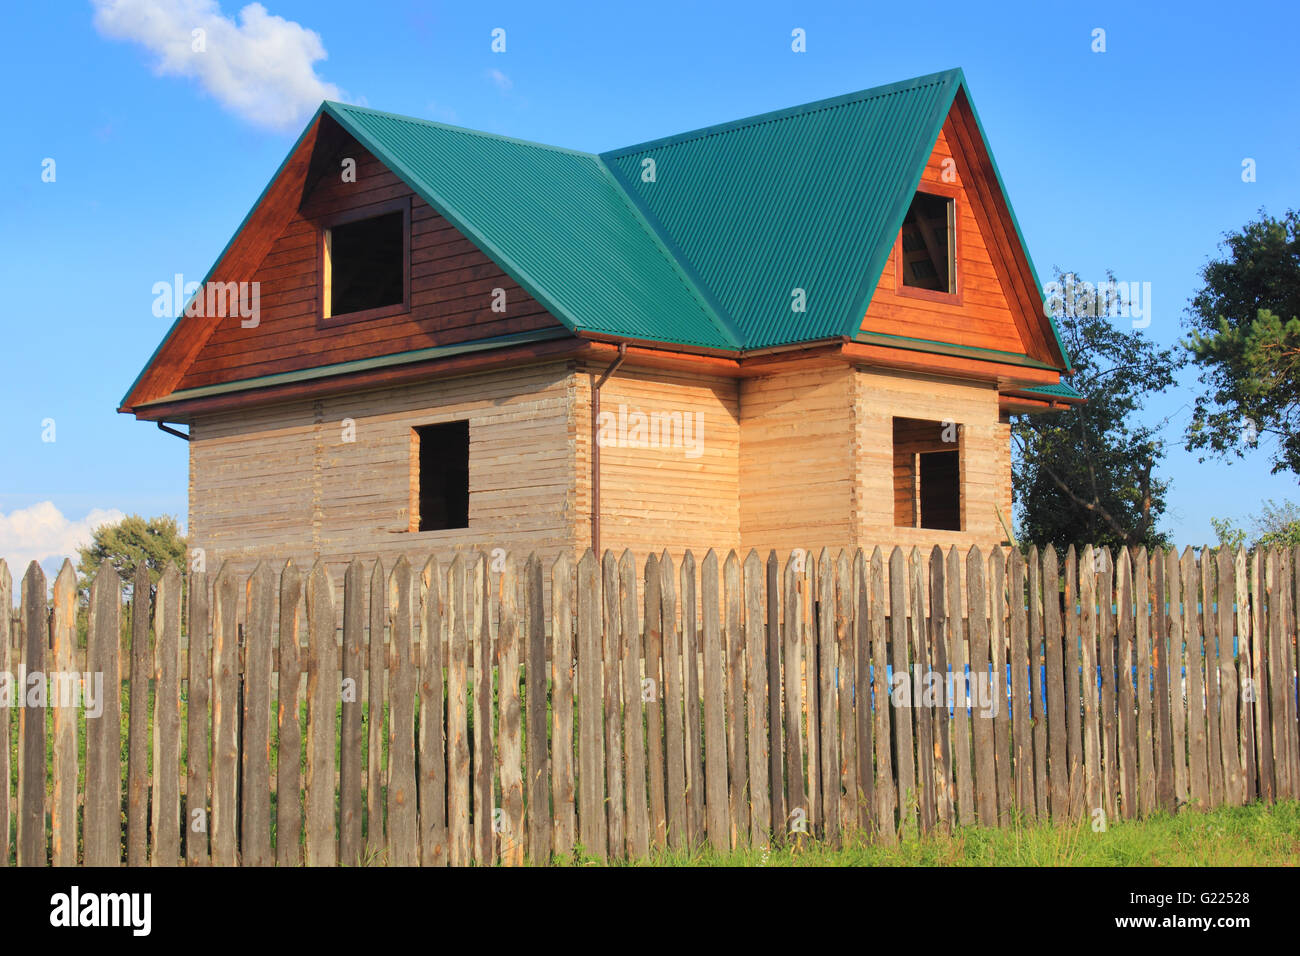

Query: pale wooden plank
[[497, 557, 524, 866], [550, 551, 576, 858], [684, 551, 706, 845], [17, 563, 47, 866], [1265, 549, 1286, 801], [420, 556, 448, 866], [620, 551, 649, 858], [817, 549, 840, 846], [801, 548, 820, 832], [989, 548, 1012, 827], [366, 559, 387, 859], [305, 560, 338, 865], [835, 551, 855, 838], [1184, 547, 1209, 809], [275, 562, 304, 867], [50, 561, 78, 866], [661, 552, 688, 850], [471, 554, 494, 864], [1234, 548, 1256, 805], [448, 555, 472, 865], [185, 568, 209, 866], [782, 553, 808, 842], [1028, 547, 1048, 821], [1098, 549, 1120, 821], [210, 563, 238, 866], [908, 548, 934, 834], [1116, 550, 1138, 820], [1202, 549, 1224, 807], [643, 553, 667, 848], [576, 549, 607, 861], [724, 551, 750, 847], [240, 561, 275, 866], [1152, 550, 1176, 812], [948, 547, 975, 825], [84, 563, 122, 866], [1066, 546, 1086, 820], [1216, 547, 1243, 806], [967, 547, 996, 827], [766, 551, 785, 840], [1042, 546, 1069, 819], [127, 563, 152, 866], [889, 547, 916, 834], [387, 556, 418, 865], [600, 553, 625, 859], [702, 550, 729, 848], [854, 550, 876, 834], [153, 563, 183, 866], [339, 558, 365, 864], [525, 553, 550, 862], [1009, 548, 1033, 818], [1134, 549, 1156, 817], [870, 548, 895, 841], [746, 550, 772, 846], [1167, 548, 1188, 807], [1079, 547, 1101, 820], [928, 547, 952, 830]]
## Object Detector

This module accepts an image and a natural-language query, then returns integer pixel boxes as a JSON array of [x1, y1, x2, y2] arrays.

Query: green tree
[[1211, 499, 1300, 551], [1184, 209, 1300, 475], [76, 513, 188, 593], [1013, 269, 1182, 549]]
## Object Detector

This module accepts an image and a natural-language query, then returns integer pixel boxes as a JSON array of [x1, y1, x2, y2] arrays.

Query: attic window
[[899, 191, 956, 295], [320, 197, 410, 326], [412, 421, 470, 532], [892, 417, 962, 531]]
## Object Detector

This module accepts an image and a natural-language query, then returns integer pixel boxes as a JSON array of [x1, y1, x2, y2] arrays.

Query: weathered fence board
[[4, 543, 1298, 868]]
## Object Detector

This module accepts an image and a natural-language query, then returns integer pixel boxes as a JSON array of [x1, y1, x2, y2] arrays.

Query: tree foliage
[[1212, 499, 1300, 551], [1184, 209, 1300, 475], [75, 514, 188, 594], [1013, 269, 1182, 550]]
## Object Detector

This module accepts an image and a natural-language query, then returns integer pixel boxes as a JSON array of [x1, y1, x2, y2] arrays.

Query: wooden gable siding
[[176, 144, 563, 392], [861, 113, 1047, 362]]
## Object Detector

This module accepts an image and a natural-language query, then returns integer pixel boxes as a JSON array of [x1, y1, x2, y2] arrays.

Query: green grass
[[562, 801, 1300, 867]]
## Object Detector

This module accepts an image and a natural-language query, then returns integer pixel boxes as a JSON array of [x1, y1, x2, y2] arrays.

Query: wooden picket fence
[[1, 543, 1298, 866]]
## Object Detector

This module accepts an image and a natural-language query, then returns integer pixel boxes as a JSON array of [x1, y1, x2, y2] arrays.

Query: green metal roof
[[602, 69, 962, 349], [324, 102, 739, 350], [1015, 381, 1084, 401]]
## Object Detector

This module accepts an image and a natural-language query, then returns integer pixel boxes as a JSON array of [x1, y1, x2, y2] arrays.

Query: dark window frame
[[409, 419, 471, 533], [317, 195, 411, 329], [894, 183, 961, 305], [892, 416, 965, 532]]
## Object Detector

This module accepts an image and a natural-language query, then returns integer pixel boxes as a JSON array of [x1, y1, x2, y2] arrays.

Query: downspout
[[590, 343, 627, 556], [157, 421, 190, 441]]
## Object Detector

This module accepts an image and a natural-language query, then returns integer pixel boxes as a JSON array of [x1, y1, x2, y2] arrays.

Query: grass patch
[[557, 801, 1300, 867]]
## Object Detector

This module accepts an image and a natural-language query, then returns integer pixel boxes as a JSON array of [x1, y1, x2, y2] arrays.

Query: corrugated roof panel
[[602, 70, 961, 348], [326, 102, 738, 349]]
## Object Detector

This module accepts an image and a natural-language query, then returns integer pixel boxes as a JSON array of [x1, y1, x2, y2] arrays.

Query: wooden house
[[120, 69, 1079, 577]]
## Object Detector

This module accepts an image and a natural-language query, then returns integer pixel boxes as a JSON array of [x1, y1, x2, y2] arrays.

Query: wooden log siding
[[2, 545, 1297, 866]]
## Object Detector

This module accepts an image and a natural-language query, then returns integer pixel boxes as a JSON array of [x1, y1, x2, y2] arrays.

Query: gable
[[175, 137, 563, 392], [860, 112, 1052, 362]]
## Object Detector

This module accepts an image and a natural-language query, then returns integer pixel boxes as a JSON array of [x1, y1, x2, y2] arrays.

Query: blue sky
[[1, 0, 1297, 570]]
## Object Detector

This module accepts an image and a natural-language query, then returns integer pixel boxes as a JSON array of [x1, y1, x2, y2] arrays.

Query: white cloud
[[0, 502, 126, 572], [486, 68, 513, 93], [92, 0, 342, 131]]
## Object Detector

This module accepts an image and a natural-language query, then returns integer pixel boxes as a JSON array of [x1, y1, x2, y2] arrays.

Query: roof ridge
[[324, 100, 597, 159], [602, 68, 962, 159]]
